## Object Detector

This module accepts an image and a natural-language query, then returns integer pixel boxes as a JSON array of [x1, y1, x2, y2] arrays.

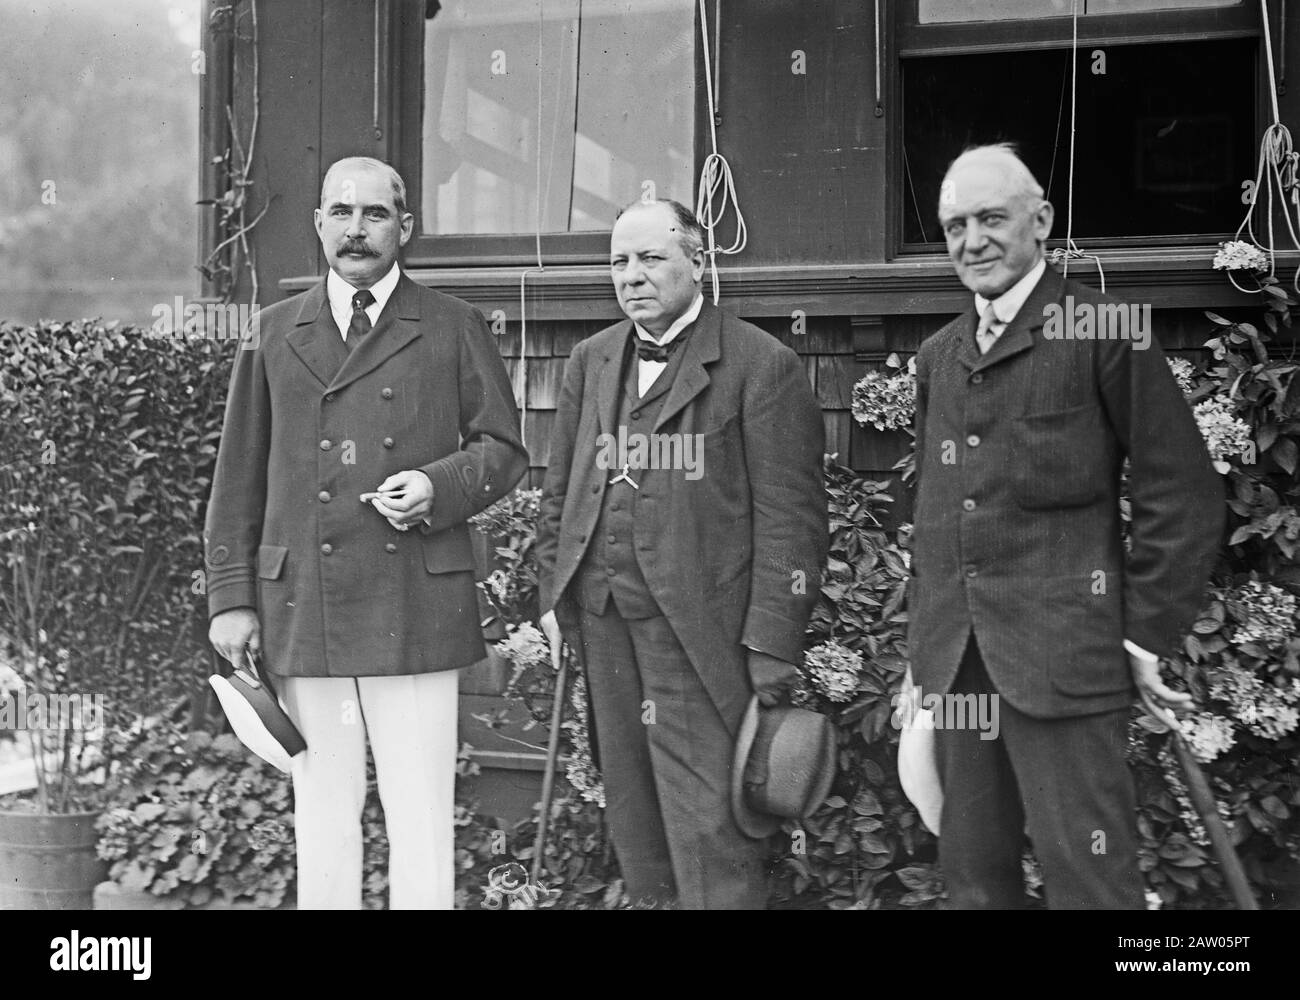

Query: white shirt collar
[[326, 262, 401, 340], [634, 292, 704, 349], [973, 258, 1047, 327]]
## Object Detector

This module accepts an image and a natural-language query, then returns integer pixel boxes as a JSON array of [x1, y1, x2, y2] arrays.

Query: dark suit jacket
[[536, 300, 827, 726], [204, 273, 527, 677], [910, 265, 1222, 718]]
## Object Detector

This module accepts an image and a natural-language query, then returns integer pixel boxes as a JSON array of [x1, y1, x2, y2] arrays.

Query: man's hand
[[370, 469, 433, 531], [748, 650, 800, 707], [209, 608, 261, 672], [539, 610, 563, 671], [1130, 648, 1193, 720]]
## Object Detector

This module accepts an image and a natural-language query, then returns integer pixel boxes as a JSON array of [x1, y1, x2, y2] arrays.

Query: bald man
[[908, 144, 1222, 908], [536, 199, 826, 908], [205, 156, 527, 908]]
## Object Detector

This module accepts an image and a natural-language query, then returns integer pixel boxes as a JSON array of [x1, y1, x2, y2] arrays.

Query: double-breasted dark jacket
[[910, 264, 1223, 718], [204, 272, 528, 677], [536, 300, 827, 727]]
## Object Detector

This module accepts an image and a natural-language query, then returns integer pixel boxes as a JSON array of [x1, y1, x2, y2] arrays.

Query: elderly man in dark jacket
[[909, 144, 1222, 908], [205, 156, 526, 909], [536, 199, 826, 909]]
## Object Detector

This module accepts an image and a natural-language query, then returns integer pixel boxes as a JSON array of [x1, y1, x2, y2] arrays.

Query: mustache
[[338, 240, 379, 256]]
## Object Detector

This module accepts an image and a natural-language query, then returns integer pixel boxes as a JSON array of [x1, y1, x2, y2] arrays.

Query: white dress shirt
[[972, 258, 1046, 348], [634, 292, 704, 397], [326, 261, 401, 342]]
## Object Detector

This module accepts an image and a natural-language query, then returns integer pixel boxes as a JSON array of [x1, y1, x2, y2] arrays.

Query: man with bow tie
[[204, 156, 527, 908], [536, 198, 826, 908], [908, 144, 1222, 908]]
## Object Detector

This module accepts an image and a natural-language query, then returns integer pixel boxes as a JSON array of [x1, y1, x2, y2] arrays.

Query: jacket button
[[321, 543, 333, 556], [611, 502, 622, 512], [966, 434, 980, 447], [385, 542, 397, 554], [962, 498, 976, 511], [383, 437, 394, 449], [631, 410, 641, 420], [607, 533, 617, 543], [965, 564, 977, 577], [606, 567, 617, 576], [483, 484, 492, 493], [578, 534, 587, 543], [319, 490, 332, 503], [381, 387, 393, 399], [319, 439, 332, 451], [325, 393, 336, 402], [970, 374, 983, 385], [591, 484, 600, 494]]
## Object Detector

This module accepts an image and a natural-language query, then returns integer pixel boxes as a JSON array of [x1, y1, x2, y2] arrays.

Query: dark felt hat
[[731, 695, 838, 839]]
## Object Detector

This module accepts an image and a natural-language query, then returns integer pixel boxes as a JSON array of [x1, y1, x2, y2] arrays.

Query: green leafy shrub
[[1126, 298, 1300, 909], [96, 721, 298, 908], [771, 457, 936, 909], [97, 718, 499, 909], [0, 319, 230, 810]]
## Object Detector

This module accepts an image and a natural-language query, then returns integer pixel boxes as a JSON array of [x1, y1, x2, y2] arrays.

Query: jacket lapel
[[961, 264, 1063, 373], [654, 300, 721, 432], [287, 279, 349, 388], [595, 321, 632, 437], [325, 273, 423, 394]]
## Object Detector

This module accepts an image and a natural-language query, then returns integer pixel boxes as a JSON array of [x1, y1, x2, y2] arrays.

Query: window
[[419, 0, 695, 242], [919, 0, 1240, 24], [897, 0, 1259, 250]]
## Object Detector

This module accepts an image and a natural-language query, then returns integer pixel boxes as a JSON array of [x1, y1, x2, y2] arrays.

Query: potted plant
[[0, 318, 228, 908]]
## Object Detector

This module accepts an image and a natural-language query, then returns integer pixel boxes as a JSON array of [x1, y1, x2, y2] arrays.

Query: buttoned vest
[[576, 330, 691, 618]]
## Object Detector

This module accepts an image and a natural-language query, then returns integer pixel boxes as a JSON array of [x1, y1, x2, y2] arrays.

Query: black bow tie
[[635, 335, 685, 364]]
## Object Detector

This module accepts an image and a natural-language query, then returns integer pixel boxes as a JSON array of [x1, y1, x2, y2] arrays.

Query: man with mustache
[[204, 156, 527, 908], [908, 144, 1222, 908]]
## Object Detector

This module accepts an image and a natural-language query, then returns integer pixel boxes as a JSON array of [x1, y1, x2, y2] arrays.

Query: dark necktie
[[347, 289, 375, 352], [635, 331, 687, 364]]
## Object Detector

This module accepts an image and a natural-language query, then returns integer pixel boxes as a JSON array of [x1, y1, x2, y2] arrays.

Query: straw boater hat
[[897, 707, 942, 834]]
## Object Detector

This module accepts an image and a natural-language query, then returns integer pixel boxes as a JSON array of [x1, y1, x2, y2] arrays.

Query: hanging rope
[[695, 0, 746, 305], [1048, 0, 1106, 293], [517, 0, 555, 454], [1227, 0, 1300, 295]]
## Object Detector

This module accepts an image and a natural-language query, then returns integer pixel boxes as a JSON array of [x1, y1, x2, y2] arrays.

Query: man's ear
[[1033, 199, 1055, 243], [313, 207, 324, 238], [691, 247, 707, 281], [399, 212, 415, 247]]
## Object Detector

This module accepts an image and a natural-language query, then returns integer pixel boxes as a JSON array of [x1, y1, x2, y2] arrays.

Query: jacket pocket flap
[[421, 527, 477, 575], [257, 544, 289, 580]]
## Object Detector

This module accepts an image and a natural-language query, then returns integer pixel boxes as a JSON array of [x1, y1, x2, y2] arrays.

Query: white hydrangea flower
[[1178, 712, 1236, 763], [803, 640, 864, 702], [1166, 357, 1197, 397], [851, 369, 917, 432], [1212, 240, 1270, 273], [1192, 396, 1253, 466], [1230, 580, 1299, 651]]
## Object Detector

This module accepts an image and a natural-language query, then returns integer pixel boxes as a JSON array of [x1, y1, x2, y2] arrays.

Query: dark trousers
[[578, 608, 768, 909], [936, 635, 1144, 910]]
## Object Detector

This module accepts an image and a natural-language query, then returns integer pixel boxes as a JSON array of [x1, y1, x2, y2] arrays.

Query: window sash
[[397, 0, 703, 267], [894, 0, 1264, 253]]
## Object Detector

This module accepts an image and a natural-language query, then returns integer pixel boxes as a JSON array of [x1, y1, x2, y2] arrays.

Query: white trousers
[[279, 670, 459, 910]]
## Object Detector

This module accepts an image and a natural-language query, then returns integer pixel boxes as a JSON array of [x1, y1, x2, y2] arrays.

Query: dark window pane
[[421, 0, 694, 237], [901, 38, 1255, 244]]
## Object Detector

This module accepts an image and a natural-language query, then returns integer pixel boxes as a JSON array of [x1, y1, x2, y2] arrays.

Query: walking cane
[[530, 638, 571, 887], [1142, 695, 1258, 910]]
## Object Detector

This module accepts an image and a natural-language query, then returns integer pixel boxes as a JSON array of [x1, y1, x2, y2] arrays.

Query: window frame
[[891, 0, 1266, 256], [392, 0, 707, 268]]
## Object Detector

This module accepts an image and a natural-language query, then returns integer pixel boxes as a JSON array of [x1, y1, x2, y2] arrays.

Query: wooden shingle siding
[[491, 304, 1256, 509]]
